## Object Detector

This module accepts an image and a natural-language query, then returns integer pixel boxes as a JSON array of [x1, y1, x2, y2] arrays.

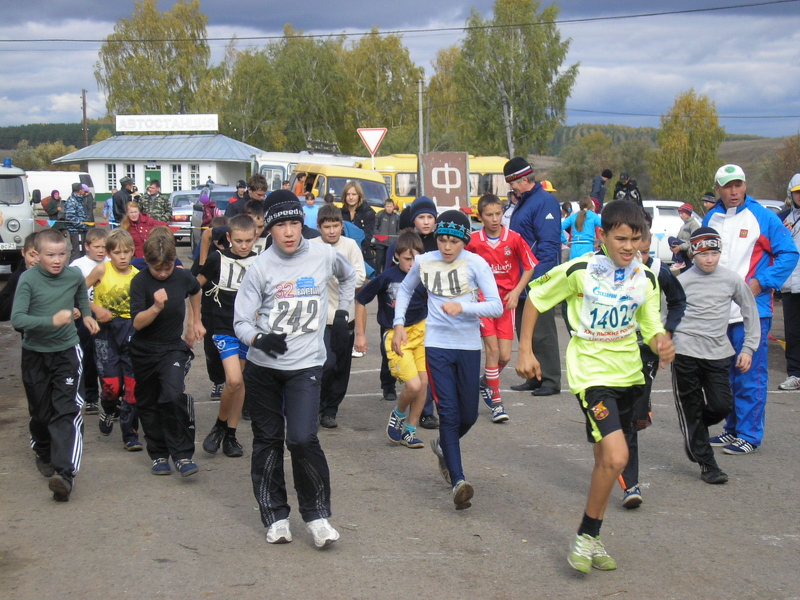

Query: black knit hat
[[263, 189, 304, 230], [436, 210, 471, 245], [503, 157, 533, 182], [398, 205, 414, 230], [410, 196, 437, 222], [602, 169, 613, 179], [689, 226, 722, 256]]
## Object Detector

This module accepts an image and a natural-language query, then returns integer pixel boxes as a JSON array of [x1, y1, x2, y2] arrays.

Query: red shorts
[[480, 308, 515, 340]]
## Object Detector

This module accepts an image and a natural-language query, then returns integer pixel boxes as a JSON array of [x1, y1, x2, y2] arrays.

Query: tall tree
[[94, 0, 211, 115], [454, 0, 578, 157], [338, 29, 424, 155], [650, 90, 726, 205], [427, 46, 466, 151], [549, 132, 617, 203]]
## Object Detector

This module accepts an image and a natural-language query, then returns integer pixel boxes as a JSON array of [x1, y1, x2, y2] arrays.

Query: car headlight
[[173, 215, 189, 222], [6, 219, 20, 232]]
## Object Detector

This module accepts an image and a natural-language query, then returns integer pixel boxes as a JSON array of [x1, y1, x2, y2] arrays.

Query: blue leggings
[[426, 347, 481, 485], [724, 318, 771, 445]]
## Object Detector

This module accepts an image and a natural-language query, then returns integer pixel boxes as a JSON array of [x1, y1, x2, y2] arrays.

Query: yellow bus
[[356, 154, 510, 216]]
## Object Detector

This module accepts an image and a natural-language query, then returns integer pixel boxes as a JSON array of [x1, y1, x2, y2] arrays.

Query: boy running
[[12, 229, 99, 501], [312, 204, 366, 429], [516, 201, 674, 573], [467, 193, 537, 422], [355, 230, 428, 448], [85, 229, 142, 451], [234, 189, 356, 548], [70, 228, 109, 416], [130, 233, 204, 477], [393, 211, 503, 510], [198, 214, 258, 457], [673, 228, 759, 483]]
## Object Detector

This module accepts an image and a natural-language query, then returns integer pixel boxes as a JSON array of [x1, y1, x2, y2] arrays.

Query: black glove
[[330, 310, 350, 356], [252, 332, 288, 358]]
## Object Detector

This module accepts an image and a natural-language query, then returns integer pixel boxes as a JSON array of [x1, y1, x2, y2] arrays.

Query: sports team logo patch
[[739, 229, 748, 238], [591, 401, 609, 420], [504, 246, 512, 257]]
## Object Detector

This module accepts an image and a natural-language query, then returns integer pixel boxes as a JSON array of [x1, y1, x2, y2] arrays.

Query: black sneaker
[[240, 403, 251, 421], [222, 435, 244, 457], [202, 423, 226, 454], [84, 402, 99, 415], [320, 415, 338, 429], [35, 455, 55, 478], [48, 474, 72, 502], [701, 467, 729, 484], [419, 414, 439, 429], [382, 389, 398, 402], [98, 411, 114, 436]]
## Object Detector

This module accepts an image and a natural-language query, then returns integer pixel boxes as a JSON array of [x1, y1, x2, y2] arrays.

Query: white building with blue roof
[[53, 134, 264, 201]]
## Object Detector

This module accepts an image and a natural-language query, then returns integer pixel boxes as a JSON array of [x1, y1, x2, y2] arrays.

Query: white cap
[[715, 164, 746, 186]]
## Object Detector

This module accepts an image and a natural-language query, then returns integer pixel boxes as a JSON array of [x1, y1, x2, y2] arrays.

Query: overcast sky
[[1, 0, 799, 138]]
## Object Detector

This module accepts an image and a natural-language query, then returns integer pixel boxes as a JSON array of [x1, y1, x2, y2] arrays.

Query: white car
[[168, 190, 199, 241], [643, 200, 702, 264]]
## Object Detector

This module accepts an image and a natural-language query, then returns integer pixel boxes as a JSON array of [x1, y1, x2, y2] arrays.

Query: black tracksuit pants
[[130, 343, 195, 461], [515, 302, 561, 390], [246, 363, 331, 526], [76, 320, 99, 406], [782, 292, 800, 377], [94, 318, 139, 443], [320, 321, 355, 419], [22, 346, 84, 484], [671, 354, 733, 470], [620, 343, 659, 489]]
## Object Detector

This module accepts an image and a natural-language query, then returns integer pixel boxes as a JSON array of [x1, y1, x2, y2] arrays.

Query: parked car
[[755, 199, 787, 214], [189, 185, 237, 249], [167, 189, 199, 242], [643, 199, 702, 264]]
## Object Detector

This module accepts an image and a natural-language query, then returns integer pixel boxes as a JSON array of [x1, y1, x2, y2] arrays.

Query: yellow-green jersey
[[528, 251, 665, 394]]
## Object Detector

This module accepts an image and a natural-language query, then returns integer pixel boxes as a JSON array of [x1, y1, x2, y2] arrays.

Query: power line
[[0, 0, 797, 44]]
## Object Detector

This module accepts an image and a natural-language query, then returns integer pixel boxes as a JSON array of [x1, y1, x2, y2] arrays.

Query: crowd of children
[[7, 160, 795, 569]]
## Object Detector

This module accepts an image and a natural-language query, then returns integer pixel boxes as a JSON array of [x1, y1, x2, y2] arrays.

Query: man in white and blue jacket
[[704, 164, 799, 454], [505, 157, 562, 396]]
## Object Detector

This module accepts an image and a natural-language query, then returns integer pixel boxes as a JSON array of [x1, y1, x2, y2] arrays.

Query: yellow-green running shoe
[[568, 533, 594, 574], [591, 536, 617, 571]]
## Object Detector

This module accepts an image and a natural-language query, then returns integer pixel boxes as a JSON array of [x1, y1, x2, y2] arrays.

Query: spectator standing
[[341, 180, 376, 267], [561, 196, 601, 260], [121, 202, 167, 258], [373, 199, 400, 274], [701, 191, 717, 215], [138, 180, 172, 223], [704, 164, 798, 454], [504, 157, 562, 396], [776, 173, 800, 390], [613, 173, 642, 207], [669, 203, 701, 271], [225, 174, 267, 218], [303, 193, 320, 230], [113, 177, 134, 223], [591, 169, 613, 210], [65, 183, 89, 262]]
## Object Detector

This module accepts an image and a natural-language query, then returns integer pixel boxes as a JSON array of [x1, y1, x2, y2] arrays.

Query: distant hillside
[[548, 124, 658, 154], [718, 137, 787, 198], [0, 123, 109, 150]]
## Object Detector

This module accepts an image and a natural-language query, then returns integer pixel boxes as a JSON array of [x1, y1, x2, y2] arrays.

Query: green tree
[[427, 46, 467, 151], [35, 141, 79, 170], [650, 90, 726, 206], [549, 132, 616, 202], [454, 0, 578, 156], [94, 0, 211, 115], [10, 140, 45, 171], [337, 29, 424, 155], [92, 128, 113, 144], [761, 134, 800, 201]]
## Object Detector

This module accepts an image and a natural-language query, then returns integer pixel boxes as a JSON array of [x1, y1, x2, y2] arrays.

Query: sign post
[[357, 128, 388, 170], [421, 152, 469, 212]]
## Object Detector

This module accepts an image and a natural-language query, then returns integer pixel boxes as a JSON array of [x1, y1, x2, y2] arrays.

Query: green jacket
[[11, 264, 90, 352], [138, 192, 172, 223]]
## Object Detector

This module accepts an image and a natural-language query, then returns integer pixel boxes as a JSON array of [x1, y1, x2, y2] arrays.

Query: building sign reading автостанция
[[115, 114, 219, 132]]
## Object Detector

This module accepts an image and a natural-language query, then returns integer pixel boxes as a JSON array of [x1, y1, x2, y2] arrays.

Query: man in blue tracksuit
[[505, 157, 562, 396], [704, 164, 798, 454]]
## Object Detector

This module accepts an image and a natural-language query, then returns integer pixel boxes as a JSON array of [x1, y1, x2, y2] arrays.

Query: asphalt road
[[1, 243, 799, 599]]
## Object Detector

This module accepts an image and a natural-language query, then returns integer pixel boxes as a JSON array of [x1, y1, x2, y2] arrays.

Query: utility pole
[[418, 78, 425, 196], [499, 82, 514, 158], [82, 89, 88, 147]]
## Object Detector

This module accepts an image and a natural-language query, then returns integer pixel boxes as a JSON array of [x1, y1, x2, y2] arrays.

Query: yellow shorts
[[385, 320, 427, 384]]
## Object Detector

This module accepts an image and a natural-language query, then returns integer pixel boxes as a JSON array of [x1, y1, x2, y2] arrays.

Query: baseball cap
[[540, 180, 557, 192], [715, 164, 746, 187], [788, 174, 800, 193]]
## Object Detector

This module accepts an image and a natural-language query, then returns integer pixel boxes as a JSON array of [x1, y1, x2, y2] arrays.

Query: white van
[[0, 159, 38, 274], [26, 170, 94, 216]]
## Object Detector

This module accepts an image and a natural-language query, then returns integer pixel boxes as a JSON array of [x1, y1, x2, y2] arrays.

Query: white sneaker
[[779, 375, 800, 390], [266, 518, 292, 544], [351, 349, 365, 358], [306, 518, 340, 548]]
